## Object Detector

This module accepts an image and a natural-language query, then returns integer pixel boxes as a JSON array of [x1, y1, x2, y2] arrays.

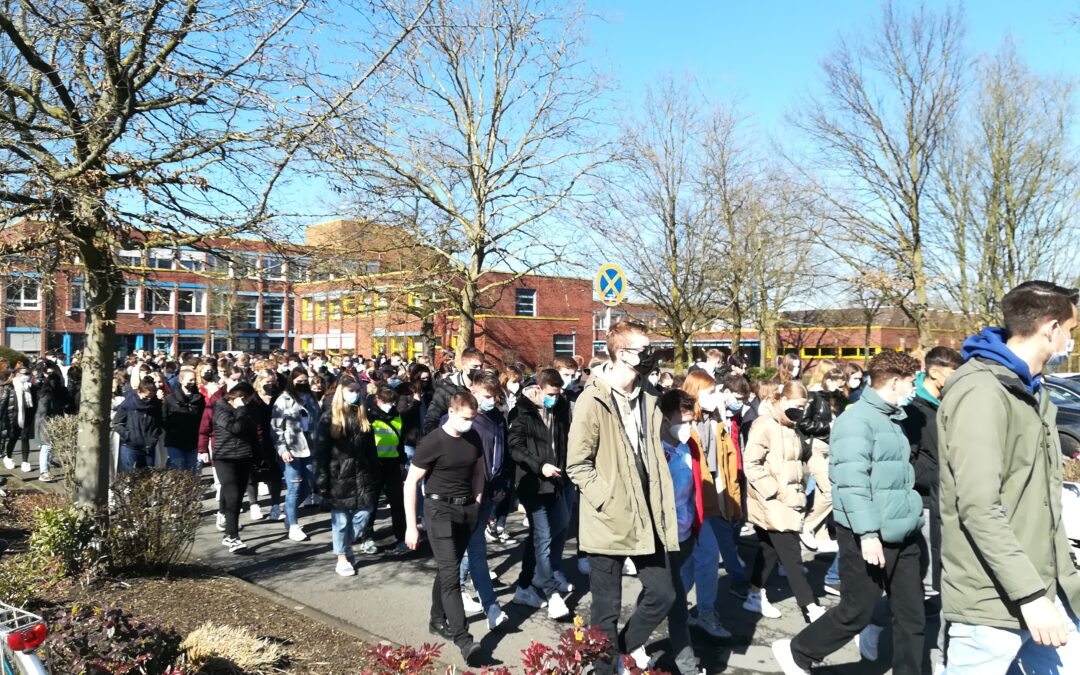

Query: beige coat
[[566, 367, 680, 556], [743, 403, 806, 533]]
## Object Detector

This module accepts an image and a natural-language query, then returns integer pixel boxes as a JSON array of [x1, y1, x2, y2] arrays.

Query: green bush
[[747, 366, 777, 382], [107, 469, 203, 572], [46, 604, 187, 675], [41, 415, 80, 488], [29, 505, 107, 580]]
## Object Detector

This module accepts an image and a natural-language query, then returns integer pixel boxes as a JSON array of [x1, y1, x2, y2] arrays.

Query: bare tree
[[932, 41, 1079, 327], [322, 0, 609, 358], [792, 1, 966, 349], [0, 0, 426, 507], [591, 77, 732, 373]]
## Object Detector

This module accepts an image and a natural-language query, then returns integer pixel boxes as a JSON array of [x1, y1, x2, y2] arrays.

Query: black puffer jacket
[[508, 394, 570, 500], [211, 399, 258, 461], [0, 383, 35, 440], [314, 412, 381, 511], [902, 393, 940, 509], [163, 387, 206, 450], [36, 372, 69, 419], [796, 389, 845, 440], [111, 394, 163, 451]]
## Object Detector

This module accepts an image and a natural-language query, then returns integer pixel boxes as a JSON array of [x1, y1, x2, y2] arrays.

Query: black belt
[[426, 493, 472, 506]]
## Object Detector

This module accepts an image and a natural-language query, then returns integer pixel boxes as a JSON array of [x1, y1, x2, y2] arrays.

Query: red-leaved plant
[[366, 643, 444, 675], [520, 616, 614, 675]]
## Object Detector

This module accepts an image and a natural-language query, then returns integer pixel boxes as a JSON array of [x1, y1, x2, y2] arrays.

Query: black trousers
[[4, 434, 29, 463], [749, 527, 817, 608], [588, 541, 677, 674], [425, 498, 479, 648], [245, 464, 283, 507], [216, 458, 253, 539], [791, 525, 925, 675], [365, 457, 406, 542]]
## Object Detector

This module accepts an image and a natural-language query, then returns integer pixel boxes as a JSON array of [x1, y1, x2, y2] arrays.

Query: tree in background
[[0, 0, 426, 507]]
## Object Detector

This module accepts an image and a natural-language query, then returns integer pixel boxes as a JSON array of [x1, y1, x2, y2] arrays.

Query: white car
[[1063, 482, 1080, 566]]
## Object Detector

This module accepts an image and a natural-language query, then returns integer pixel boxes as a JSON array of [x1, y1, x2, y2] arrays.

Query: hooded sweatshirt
[[961, 327, 1041, 395]]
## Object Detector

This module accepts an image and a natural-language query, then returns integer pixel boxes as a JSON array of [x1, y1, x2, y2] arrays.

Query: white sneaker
[[547, 592, 570, 620], [288, 524, 308, 542], [461, 591, 484, 615], [858, 623, 882, 661], [577, 557, 590, 575], [222, 536, 247, 554], [815, 538, 839, 554], [249, 504, 264, 521], [622, 558, 637, 576], [771, 639, 810, 675], [512, 585, 547, 609], [743, 590, 782, 619], [799, 531, 819, 551], [629, 646, 653, 670], [689, 610, 732, 638], [522, 515, 530, 529], [806, 603, 826, 623], [2, 457, 13, 470], [215, 512, 226, 532], [20, 462, 31, 474], [335, 558, 356, 576], [740, 523, 756, 538], [269, 504, 283, 521], [486, 604, 509, 630], [553, 570, 574, 594]]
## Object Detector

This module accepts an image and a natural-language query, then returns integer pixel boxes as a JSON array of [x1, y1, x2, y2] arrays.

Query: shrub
[[29, 505, 107, 580], [520, 617, 614, 675], [106, 468, 203, 572], [1065, 458, 1080, 483], [47, 604, 187, 675], [0, 345, 29, 368], [747, 366, 777, 382], [180, 623, 286, 674], [366, 643, 443, 675], [0, 551, 55, 609], [41, 415, 80, 488]]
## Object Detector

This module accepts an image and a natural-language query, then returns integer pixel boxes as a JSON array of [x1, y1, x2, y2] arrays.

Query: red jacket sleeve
[[198, 390, 222, 454]]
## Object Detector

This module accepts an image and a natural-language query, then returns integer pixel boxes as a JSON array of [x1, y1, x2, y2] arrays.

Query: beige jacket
[[566, 366, 680, 556], [743, 403, 806, 533]]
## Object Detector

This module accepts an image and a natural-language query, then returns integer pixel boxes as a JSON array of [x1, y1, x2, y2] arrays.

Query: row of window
[[799, 346, 885, 359], [116, 249, 380, 282]]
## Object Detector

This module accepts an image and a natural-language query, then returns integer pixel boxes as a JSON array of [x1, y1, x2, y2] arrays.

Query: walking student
[[938, 281, 1080, 674], [362, 385, 408, 554], [271, 367, 322, 542], [796, 363, 847, 553], [0, 368, 35, 474], [163, 366, 206, 473], [315, 375, 381, 577], [112, 377, 163, 472], [213, 382, 260, 554], [774, 350, 925, 675], [566, 321, 681, 673], [404, 392, 486, 666]]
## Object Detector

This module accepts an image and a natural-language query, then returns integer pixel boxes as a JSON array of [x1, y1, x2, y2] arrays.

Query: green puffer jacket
[[938, 357, 1080, 629], [829, 388, 923, 543]]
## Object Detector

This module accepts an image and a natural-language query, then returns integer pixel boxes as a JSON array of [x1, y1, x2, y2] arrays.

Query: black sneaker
[[460, 641, 483, 667], [222, 536, 248, 554], [428, 620, 453, 641]]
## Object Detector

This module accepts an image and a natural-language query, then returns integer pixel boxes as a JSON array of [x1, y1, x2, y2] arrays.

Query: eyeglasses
[[622, 345, 654, 358]]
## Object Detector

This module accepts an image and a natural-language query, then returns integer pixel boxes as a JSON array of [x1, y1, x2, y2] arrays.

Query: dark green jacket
[[938, 357, 1080, 629], [829, 388, 923, 543]]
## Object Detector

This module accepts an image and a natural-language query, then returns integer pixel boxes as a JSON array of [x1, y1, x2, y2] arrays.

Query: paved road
[[187, 475, 933, 674]]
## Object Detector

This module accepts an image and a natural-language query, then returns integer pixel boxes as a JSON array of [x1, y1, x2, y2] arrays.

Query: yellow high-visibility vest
[[372, 416, 403, 459]]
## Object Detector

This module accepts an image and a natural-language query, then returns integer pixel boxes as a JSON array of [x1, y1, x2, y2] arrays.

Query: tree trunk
[[730, 299, 743, 355], [672, 328, 689, 375], [73, 241, 122, 509], [457, 278, 478, 365]]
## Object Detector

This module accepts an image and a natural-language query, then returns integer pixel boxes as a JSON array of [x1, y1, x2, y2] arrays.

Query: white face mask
[[507, 382, 520, 394], [698, 393, 717, 412], [378, 402, 394, 413], [669, 423, 692, 445], [345, 390, 362, 406], [648, 374, 660, 386], [453, 418, 474, 434], [791, 364, 801, 378]]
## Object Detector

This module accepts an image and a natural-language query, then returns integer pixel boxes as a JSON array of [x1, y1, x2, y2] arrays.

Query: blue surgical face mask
[[726, 401, 743, 413], [388, 378, 401, 388], [898, 391, 916, 408], [1047, 326, 1074, 368], [478, 399, 495, 413], [543, 394, 558, 409], [345, 390, 362, 406]]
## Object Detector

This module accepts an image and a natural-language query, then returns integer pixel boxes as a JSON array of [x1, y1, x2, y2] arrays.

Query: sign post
[[595, 264, 627, 334]]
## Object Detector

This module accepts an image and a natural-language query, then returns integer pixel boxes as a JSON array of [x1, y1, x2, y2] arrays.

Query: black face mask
[[263, 383, 276, 395], [467, 367, 482, 382], [784, 407, 805, 423], [294, 382, 310, 394], [631, 347, 656, 377], [184, 383, 198, 393]]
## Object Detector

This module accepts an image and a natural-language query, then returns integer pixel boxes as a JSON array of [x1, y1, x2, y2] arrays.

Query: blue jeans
[[331, 508, 375, 555], [39, 443, 51, 473], [118, 445, 152, 472], [459, 499, 498, 610], [713, 517, 747, 585], [166, 447, 199, 474], [517, 491, 569, 597], [681, 517, 725, 611], [281, 456, 314, 527], [826, 550, 841, 585], [945, 596, 1080, 674]]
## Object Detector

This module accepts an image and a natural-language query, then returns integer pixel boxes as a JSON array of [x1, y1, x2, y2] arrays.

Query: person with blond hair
[[796, 363, 847, 553]]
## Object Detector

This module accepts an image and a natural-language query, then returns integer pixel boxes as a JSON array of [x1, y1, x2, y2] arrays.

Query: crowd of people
[[3, 280, 1080, 674]]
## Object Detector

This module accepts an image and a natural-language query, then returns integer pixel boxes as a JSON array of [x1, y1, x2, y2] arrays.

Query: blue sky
[[584, 0, 1079, 131]]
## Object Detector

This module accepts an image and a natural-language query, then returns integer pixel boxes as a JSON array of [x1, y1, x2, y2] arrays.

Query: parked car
[[1044, 377, 1080, 458]]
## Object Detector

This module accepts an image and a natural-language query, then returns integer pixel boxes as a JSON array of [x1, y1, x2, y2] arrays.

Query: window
[[261, 257, 285, 280], [553, 334, 575, 358], [234, 297, 258, 329], [5, 278, 40, 310], [147, 287, 173, 313], [206, 255, 229, 275], [120, 286, 139, 313], [287, 258, 309, 282], [301, 298, 313, 321], [515, 288, 536, 317], [177, 251, 206, 272], [117, 250, 142, 267], [329, 299, 342, 320], [177, 336, 205, 354], [262, 297, 285, 330], [70, 283, 86, 312], [154, 335, 174, 354], [176, 289, 205, 314], [314, 300, 326, 320], [148, 249, 174, 270]]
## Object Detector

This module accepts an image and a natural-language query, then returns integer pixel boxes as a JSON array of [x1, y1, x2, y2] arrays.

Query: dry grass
[[181, 622, 286, 674], [1065, 458, 1080, 483]]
